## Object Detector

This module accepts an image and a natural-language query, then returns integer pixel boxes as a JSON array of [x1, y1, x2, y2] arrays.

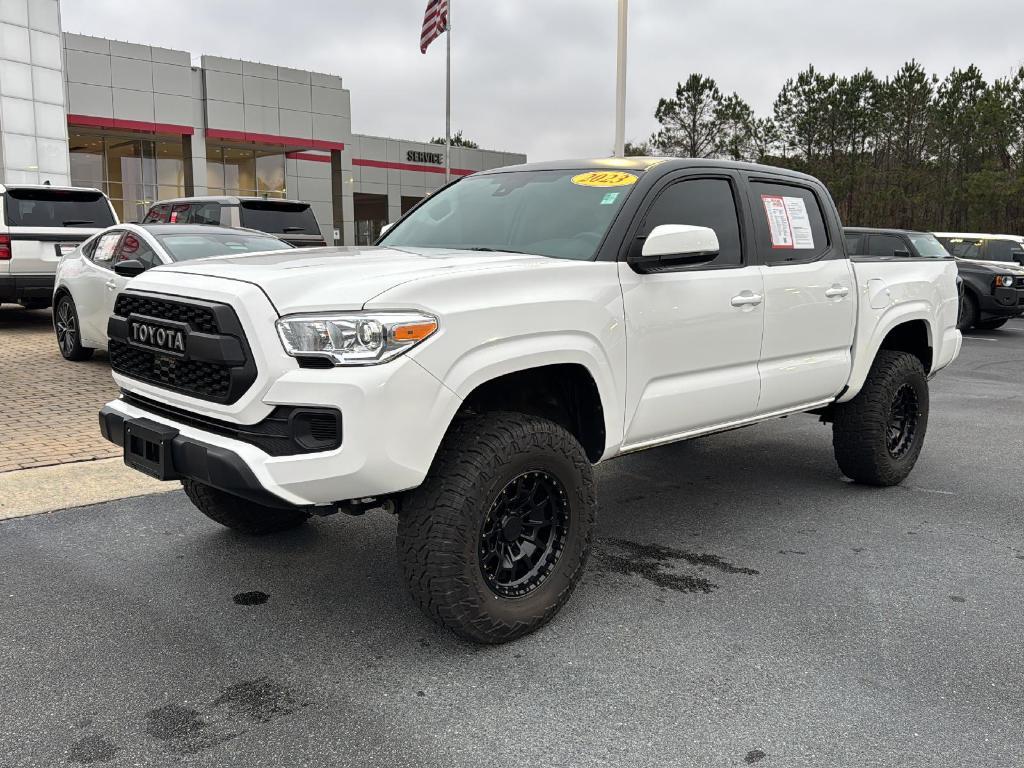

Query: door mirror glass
[[113, 258, 147, 277], [631, 224, 719, 273], [1011, 250, 1024, 266], [893, 248, 911, 258]]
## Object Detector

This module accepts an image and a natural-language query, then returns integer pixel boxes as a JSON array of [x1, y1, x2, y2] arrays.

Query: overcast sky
[[62, 1, 1024, 161]]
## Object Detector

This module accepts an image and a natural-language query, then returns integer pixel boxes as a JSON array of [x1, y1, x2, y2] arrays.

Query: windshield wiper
[[464, 246, 533, 255], [282, 226, 306, 232], [62, 219, 94, 226]]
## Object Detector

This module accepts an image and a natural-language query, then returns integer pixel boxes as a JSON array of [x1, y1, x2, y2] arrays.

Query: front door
[[619, 173, 765, 450], [745, 177, 857, 413]]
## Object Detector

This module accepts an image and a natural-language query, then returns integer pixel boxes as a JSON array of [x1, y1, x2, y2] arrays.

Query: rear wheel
[[974, 318, 1009, 331], [397, 412, 595, 644], [182, 479, 310, 535], [832, 350, 929, 487], [54, 294, 94, 361], [957, 292, 978, 330]]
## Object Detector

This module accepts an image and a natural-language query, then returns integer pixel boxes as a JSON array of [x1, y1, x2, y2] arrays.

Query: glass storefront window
[[68, 130, 187, 222], [256, 153, 286, 197], [207, 144, 286, 198]]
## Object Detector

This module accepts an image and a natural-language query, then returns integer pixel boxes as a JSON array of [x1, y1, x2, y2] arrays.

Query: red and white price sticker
[[761, 195, 814, 250]]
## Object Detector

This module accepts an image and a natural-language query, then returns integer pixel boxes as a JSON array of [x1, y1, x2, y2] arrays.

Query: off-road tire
[[832, 350, 929, 487], [54, 294, 94, 361], [974, 318, 1008, 331], [957, 292, 978, 330], [397, 412, 596, 644], [182, 479, 310, 534]]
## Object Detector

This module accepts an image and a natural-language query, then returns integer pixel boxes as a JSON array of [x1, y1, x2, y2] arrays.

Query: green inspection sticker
[[600, 192, 620, 205]]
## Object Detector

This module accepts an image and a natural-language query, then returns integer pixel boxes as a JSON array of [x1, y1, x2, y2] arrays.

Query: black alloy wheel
[[479, 470, 570, 598], [886, 383, 920, 459], [55, 297, 77, 357]]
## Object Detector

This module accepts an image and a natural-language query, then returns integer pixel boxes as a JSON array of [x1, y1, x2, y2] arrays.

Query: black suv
[[933, 233, 1024, 330], [844, 227, 1024, 331]]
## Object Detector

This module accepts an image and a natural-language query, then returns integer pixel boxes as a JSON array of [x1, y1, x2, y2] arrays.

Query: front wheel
[[832, 350, 929, 487], [397, 412, 596, 644], [54, 294, 94, 361], [957, 292, 978, 330]]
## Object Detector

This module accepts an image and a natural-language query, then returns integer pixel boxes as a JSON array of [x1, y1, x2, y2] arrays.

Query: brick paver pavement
[[0, 304, 120, 473]]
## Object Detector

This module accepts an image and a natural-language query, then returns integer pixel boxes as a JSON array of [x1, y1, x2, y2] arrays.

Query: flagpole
[[613, 0, 627, 157], [445, 0, 452, 182]]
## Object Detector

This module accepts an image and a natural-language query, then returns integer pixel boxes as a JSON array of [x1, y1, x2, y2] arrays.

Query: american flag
[[420, 0, 449, 54]]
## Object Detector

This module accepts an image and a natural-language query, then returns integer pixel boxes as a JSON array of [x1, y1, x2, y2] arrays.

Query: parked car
[[99, 158, 961, 644], [0, 184, 118, 309], [932, 232, 1024, 330], [141, 196, 327, 248], [53, 224, 291, 361]]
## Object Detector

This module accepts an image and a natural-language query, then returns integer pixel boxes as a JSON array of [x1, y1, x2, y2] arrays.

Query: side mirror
[[630, 225, 719, 273], [379, 222, 396, 237], [894, 248, 912, 258], [113, 259, 147, 277], [1011, 249, 1024, 266]]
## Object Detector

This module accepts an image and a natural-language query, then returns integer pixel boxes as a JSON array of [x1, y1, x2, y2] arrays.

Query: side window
[[143, 204, 170, 224], [983, 239, 1015, 262], [866, 234, 912, 258], [750, 181, 830, 264], [638, 178, 742, 267], [169, 203, 191, 223], [90, 232, 123, 268], [114, 232, 162, 269], [81, 234, 100, 259], [191, 202, 221, 225], [945, 238, 982, 259], [844, 233, 863, 255]]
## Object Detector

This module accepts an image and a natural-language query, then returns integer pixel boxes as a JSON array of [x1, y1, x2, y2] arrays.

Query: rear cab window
[[866, 233, 912, 258], [749, 181, 830, 264], [4, 188, 116, 229], [239, 201, 319, 235]]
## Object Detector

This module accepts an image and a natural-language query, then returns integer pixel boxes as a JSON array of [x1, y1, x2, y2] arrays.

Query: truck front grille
[[109, 291, 257, 404]]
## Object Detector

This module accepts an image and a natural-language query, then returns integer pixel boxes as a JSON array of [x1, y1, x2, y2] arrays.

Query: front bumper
[[979, 286, 1024, 318], [99, 356, 463, 507]]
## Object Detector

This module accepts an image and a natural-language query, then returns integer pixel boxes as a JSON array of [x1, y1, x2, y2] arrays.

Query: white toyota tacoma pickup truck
[[99, 158, 961, 643]]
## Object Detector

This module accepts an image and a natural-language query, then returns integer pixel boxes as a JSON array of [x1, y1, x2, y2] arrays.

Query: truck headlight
[[276, 312, 438, 366], [996, 275, 1016, 288]]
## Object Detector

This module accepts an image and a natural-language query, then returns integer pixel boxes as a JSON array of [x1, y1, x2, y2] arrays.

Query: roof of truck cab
[[477, 156, 823, 182]]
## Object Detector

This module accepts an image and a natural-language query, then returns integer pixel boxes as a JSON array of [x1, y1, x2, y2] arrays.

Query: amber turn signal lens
[[391, 321, 438, 342]]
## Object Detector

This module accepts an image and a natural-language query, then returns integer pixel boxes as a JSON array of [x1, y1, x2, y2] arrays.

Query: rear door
[[746, 176, 857, 414], [619, 171, 765, 448], [5, 188, 117, 275], [76, 229, 124, 344]]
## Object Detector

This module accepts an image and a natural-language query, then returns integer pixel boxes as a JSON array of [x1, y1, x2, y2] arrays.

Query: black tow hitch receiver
[[124, 418, 180, 481]]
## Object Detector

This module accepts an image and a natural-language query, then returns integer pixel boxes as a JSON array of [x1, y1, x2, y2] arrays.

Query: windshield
[[156, 232, 291, 261], [379, 169, 639, 260], [908, 234, 952, 259], [4, 189, 116, 228]]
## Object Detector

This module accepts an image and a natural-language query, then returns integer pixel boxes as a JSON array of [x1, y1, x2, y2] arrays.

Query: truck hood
[[956, 257, 1024, 274], [149, 245, 556, 314]]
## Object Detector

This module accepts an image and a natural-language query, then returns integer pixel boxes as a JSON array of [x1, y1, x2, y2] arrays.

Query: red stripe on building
[[206, 128, 344, 152], [67, 114, 195, 136], [353, 158, 474, 176], [286, 151, 332, 163]]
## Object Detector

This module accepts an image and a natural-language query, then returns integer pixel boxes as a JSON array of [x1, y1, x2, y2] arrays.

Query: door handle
[[105, 280, 118, 290], [825, 285, 850, 299], [730, 292, 763, 308]]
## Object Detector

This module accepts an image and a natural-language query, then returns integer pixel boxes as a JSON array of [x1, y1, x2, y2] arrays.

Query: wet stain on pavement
[[950, 595, 967, 603], [778, 549, 807, 555], [68, 735, 119, 764], [593, 539, 759, 594], [211, 678, 304, 723], [744, 748, 767, 764], [233, 591, 269, 606], [144, 704, 235, 756]]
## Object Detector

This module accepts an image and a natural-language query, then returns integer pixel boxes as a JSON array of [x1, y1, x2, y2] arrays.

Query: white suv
[[0, 184, 118, 309]]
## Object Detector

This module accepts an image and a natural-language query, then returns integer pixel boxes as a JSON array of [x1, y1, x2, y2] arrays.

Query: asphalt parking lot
[[1, 320, 1021, 767]]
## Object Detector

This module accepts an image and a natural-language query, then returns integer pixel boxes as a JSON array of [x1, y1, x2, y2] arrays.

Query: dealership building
[[0, 0, 525, 244]]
